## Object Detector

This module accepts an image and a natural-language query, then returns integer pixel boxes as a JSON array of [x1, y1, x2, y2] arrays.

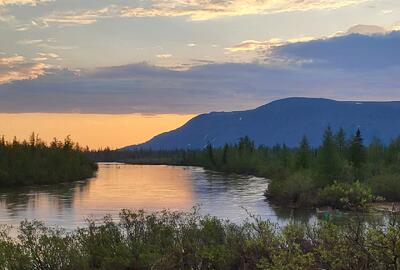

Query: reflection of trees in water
[[196, 169, 268, 195], [0, 180, 90, 217], [268, 203, 315, 223]]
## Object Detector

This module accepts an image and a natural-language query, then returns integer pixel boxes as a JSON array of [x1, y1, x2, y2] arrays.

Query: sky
[[0, 0, 399, 148]]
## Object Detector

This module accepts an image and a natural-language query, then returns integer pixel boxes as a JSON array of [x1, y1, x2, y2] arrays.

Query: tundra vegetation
[[1, 209, 400, 270], [0, 133, 98, 187]]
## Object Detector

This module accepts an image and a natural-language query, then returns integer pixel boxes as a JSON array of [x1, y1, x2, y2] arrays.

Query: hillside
[[124, 97, 400, 150]]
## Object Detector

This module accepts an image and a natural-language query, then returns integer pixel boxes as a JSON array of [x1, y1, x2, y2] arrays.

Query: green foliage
[[317, 127, 343, 186], [2, 210, 400, 269], [0, 133, 97, 187], [369, 173, 400, 201], [318, 181, 373, 210], [267, 171, 317, 207]]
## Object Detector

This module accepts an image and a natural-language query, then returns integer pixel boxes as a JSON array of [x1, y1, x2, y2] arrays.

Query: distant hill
[[124, 97, 400, 150]]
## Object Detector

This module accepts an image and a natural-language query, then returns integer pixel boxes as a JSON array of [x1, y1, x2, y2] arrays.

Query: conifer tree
[[318, 127, 342, 185], [335, 127, 347, 155], [222, 144, 229, 165], [295, 135, 311, 169], [349, 128, 366, 170]]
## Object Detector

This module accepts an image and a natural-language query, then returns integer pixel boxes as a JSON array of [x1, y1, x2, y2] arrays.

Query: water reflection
[[0, 163, 315, 229]]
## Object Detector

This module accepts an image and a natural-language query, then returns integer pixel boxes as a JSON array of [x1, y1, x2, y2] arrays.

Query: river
[[0, 163, 316, 229]]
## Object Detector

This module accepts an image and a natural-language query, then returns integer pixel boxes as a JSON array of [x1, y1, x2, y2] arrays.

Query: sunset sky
[[0, 0, 399, 148]]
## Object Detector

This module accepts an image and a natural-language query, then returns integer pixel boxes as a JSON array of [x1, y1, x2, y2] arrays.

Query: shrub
[[368, 173, 400, 201], [267, 171, 318, 207], [318, 181, 373, 210]]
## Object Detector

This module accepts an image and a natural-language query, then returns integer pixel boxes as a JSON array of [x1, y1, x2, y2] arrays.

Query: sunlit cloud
[[0, 54, 24, 65], [381, 9, 393, 14], [226, 37, 315, 53], [38, 0, 367, 26], [156, 54, 172, 59], [38, 6, 119, 26], [0, 56, 49, 84], [0, 0, 52, 6], [120, 0, 367, 21], [17, 39, 44, 45]]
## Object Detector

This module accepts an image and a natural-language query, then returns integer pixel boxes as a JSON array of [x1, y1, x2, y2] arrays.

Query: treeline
[[188, 128, 400, 209], [2, 209, 400, 269], [99, 128, 400, 210], [0, 134, 98, 187]]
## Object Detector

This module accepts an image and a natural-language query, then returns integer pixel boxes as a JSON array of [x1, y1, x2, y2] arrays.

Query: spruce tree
[[222, 144, 229, 165], [318, 127, 342, 185], [349, 128, 366, 170], [335, 127, 347, 155], [295, 135, 311, 169]]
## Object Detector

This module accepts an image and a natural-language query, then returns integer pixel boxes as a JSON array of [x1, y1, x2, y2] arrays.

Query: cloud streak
[[37, 0, 367, 26], [0, 0, 51, 6]]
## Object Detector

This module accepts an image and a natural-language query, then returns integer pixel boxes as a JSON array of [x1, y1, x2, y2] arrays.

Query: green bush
[[318, 181, 373, 210], [1, 210, 400, 269], [368, 173, 400, 201], [267, 171, 317, 207]]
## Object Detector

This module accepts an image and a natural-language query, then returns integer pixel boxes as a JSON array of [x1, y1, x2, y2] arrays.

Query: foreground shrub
[[1, 209, 400, 269]]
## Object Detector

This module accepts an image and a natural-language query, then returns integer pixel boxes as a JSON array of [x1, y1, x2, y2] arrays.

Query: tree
[[349, 128, 366, 170], [238, 136, 255, 155], [295, 135, 311, 169], [335, 127, 347, 155], [205, 143, 216, 167], [318, 127, 342, 185], [222, 144, 229, 165]]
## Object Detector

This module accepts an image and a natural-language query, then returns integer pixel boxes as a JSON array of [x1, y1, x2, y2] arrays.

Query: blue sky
[[1, 0, 400, 113]]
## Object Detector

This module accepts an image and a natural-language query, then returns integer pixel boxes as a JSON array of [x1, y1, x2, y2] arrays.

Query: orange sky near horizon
[[0, 113, 196, 149]]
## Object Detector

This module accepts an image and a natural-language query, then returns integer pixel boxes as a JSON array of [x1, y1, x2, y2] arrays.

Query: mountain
[[124, 97, 400, 150]]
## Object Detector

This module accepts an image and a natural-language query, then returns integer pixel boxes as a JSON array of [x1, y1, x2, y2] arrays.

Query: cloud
[[0, 54, 49, 84], [0, 0, 51, 6], [0, 54, 24, 65], [17, 39, 44, 45], [39, 6, 117, 26], [0, 29, 399, 114], [38, 0, 366, 26], [156, 54, 172, 59], [381, 9, 393, 14], [120, 0, 367, 21], [269, 31, 400, 70]]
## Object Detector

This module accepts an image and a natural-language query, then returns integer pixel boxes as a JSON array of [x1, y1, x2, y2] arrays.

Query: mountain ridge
[[123, 97, 400, 150]]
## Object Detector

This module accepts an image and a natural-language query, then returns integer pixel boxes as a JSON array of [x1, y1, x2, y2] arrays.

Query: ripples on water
[[0, 163, 316, 229]]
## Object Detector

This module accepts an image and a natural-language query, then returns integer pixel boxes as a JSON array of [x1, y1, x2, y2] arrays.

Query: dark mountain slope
[[124, 98, 400, 150]]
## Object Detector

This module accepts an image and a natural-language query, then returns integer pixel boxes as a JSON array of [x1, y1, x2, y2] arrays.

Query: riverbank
[[0, 134, 98, 187]]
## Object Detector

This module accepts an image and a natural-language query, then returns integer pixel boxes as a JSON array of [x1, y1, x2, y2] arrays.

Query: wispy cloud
[[17, 39, 44, 45], [38, 6, 117, 26], [0, 0, 52, 6], [0, 54, 24, 65], [37, 0, 367, 26], [120, 0, 367, 21], [156, 54, 172, 59]]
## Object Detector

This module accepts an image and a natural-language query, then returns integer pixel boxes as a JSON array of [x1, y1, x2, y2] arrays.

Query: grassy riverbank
[[1, 209, 400, 270], [0, 134, 98, 187]]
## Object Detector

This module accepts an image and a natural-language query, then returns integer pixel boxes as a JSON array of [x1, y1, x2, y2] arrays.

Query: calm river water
[[0, 163, 316, 229]]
